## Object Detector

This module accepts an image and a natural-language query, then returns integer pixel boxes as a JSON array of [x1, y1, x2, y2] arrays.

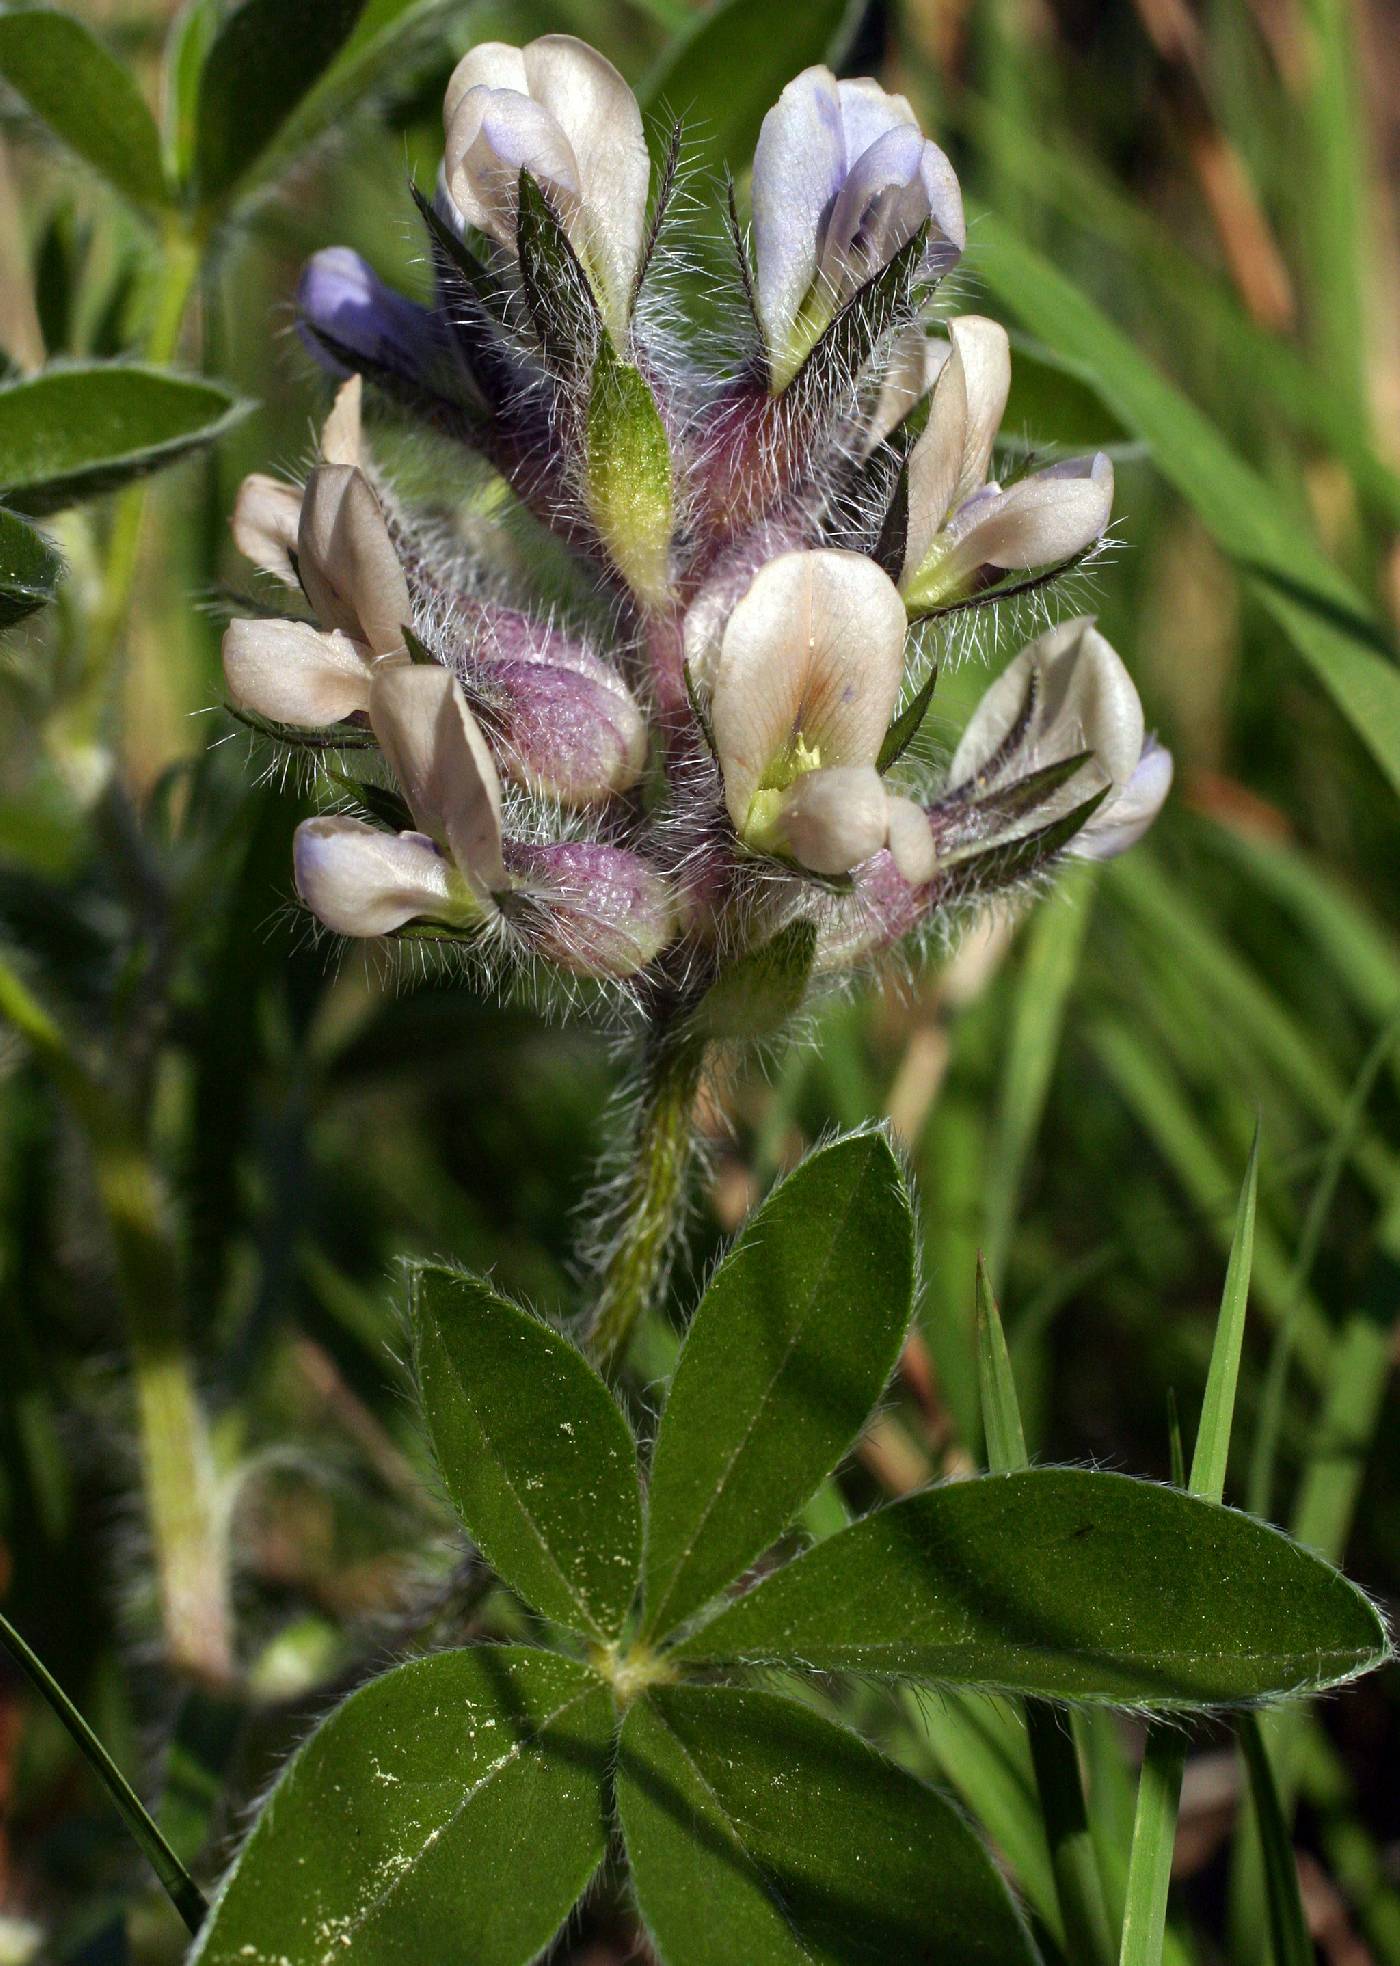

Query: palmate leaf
[[0, 367, 248, 516], [410, 1265, 642, 1641], [673, 1467, 1388, 1705], [640, 1131, 915, 1642], [617, 1684, 1038, 1966], [190, 1648, 612, 1966]]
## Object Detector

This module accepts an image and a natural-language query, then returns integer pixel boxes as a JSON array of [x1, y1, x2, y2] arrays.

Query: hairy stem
[[79, 220, 204, 722], [587, 1015, 707, 1379], [0, 958, 233, 1686]]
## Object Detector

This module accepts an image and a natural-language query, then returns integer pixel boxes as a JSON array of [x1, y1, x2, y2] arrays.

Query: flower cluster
[[224, 34, 1169, 1017]]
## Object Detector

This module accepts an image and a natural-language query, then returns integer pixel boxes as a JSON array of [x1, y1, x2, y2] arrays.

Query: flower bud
[[753, 68, 964, 391], [505, 840, 677, 978], [472, 613, 646, 804], [443, 35, 650, 340], [901, 318, 1113, 613], [298, 249, 446, 391], [294, 818, 475, 937], [586, 338, 673, 606]]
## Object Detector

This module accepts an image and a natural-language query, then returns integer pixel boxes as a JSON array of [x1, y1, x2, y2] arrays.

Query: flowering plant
[[173, 34, 1384, 1966], [0, 10, 1390, 1966]]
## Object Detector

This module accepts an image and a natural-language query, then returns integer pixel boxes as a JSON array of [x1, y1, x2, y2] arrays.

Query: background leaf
[[641, 0, 859, 177], [617, 1684, 1038, 1966], [190, 1648, 612, 1966], [642, 1131, 915, 1641], [0, 366, 247, 515], [0, 5, 168, 208], [973, 212, 1400, 798], [411, 1264, 642, 1639], [193, 0, 368, 210], [0, 504, 61, 625], [676, 1467, 1388, 1704]]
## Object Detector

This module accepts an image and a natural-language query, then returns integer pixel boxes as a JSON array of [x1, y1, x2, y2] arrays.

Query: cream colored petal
[[710, 549, 908, 828], [945, 316, 1010, 507], [523, 34, 649, 324], [298, 464, 411, 658], [864, 329, 950, 454], [885, 793, 936, 884], [294, 817, 460, 936], [949, 452, 1113, 575], [368, 663, 506, 894], [222, 618, 370, 726], [903, 340, 968, 577], [444, 40, 528, 134], [949, 617, 1145, 813], [902, 316, 1011, 584], [751, 65, 846, 360], [231, 473, 302, 585], [319, 373, 362, 467], [774, 765, 890, 875], [1074, 740, 1173, 860]]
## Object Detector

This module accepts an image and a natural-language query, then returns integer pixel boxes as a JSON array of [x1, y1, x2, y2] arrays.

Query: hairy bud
[[505, 840, 677, 977]]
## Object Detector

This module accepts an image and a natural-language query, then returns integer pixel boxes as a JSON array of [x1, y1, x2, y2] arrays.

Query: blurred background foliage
[[0, 0, 1397, 1961]]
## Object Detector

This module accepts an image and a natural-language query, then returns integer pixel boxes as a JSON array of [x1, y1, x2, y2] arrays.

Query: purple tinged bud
[[503, 840, 677, 978], [469, 609, 646, 804], [297, 248, 445, 385]]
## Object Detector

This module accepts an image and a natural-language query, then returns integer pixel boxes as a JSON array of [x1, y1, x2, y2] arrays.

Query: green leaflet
[[0, 366, 248, 516], [675, 1467, 1388, 1705], [189, 1648, 612, 1966], [193, 0, 367, 210], [0, 506, 62, 627], [0, 6, 168, 208], [410, 1266, 642, 1641], [641, 1131, 914, 1641], [972, 212, 1400, 798], [617, 1684, 1038, 1966]]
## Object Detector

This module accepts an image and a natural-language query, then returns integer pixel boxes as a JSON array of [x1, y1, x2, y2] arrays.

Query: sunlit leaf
[[410, 1265, 642, 1640], [617, 1684, 1038, 1966], [676, 1467, 1389, 1705], [642, 1131, 914, 1641], [190, 1648, 612, 1966]]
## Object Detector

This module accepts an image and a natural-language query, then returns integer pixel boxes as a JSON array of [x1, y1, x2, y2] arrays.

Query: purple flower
[[752, 67, 965, 390], [297, 248, 444, 386]]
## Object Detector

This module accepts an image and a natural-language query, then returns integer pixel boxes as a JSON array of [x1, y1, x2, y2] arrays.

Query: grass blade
[[0, 1611, 207, 1935], [976, 1262, 1113, 1965], [1189, 1124, 1259, 1502], [1238, 1714, 1316, 1966], [973, 213, 1400, 798], [1119, 1136, 1259, 1966]]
